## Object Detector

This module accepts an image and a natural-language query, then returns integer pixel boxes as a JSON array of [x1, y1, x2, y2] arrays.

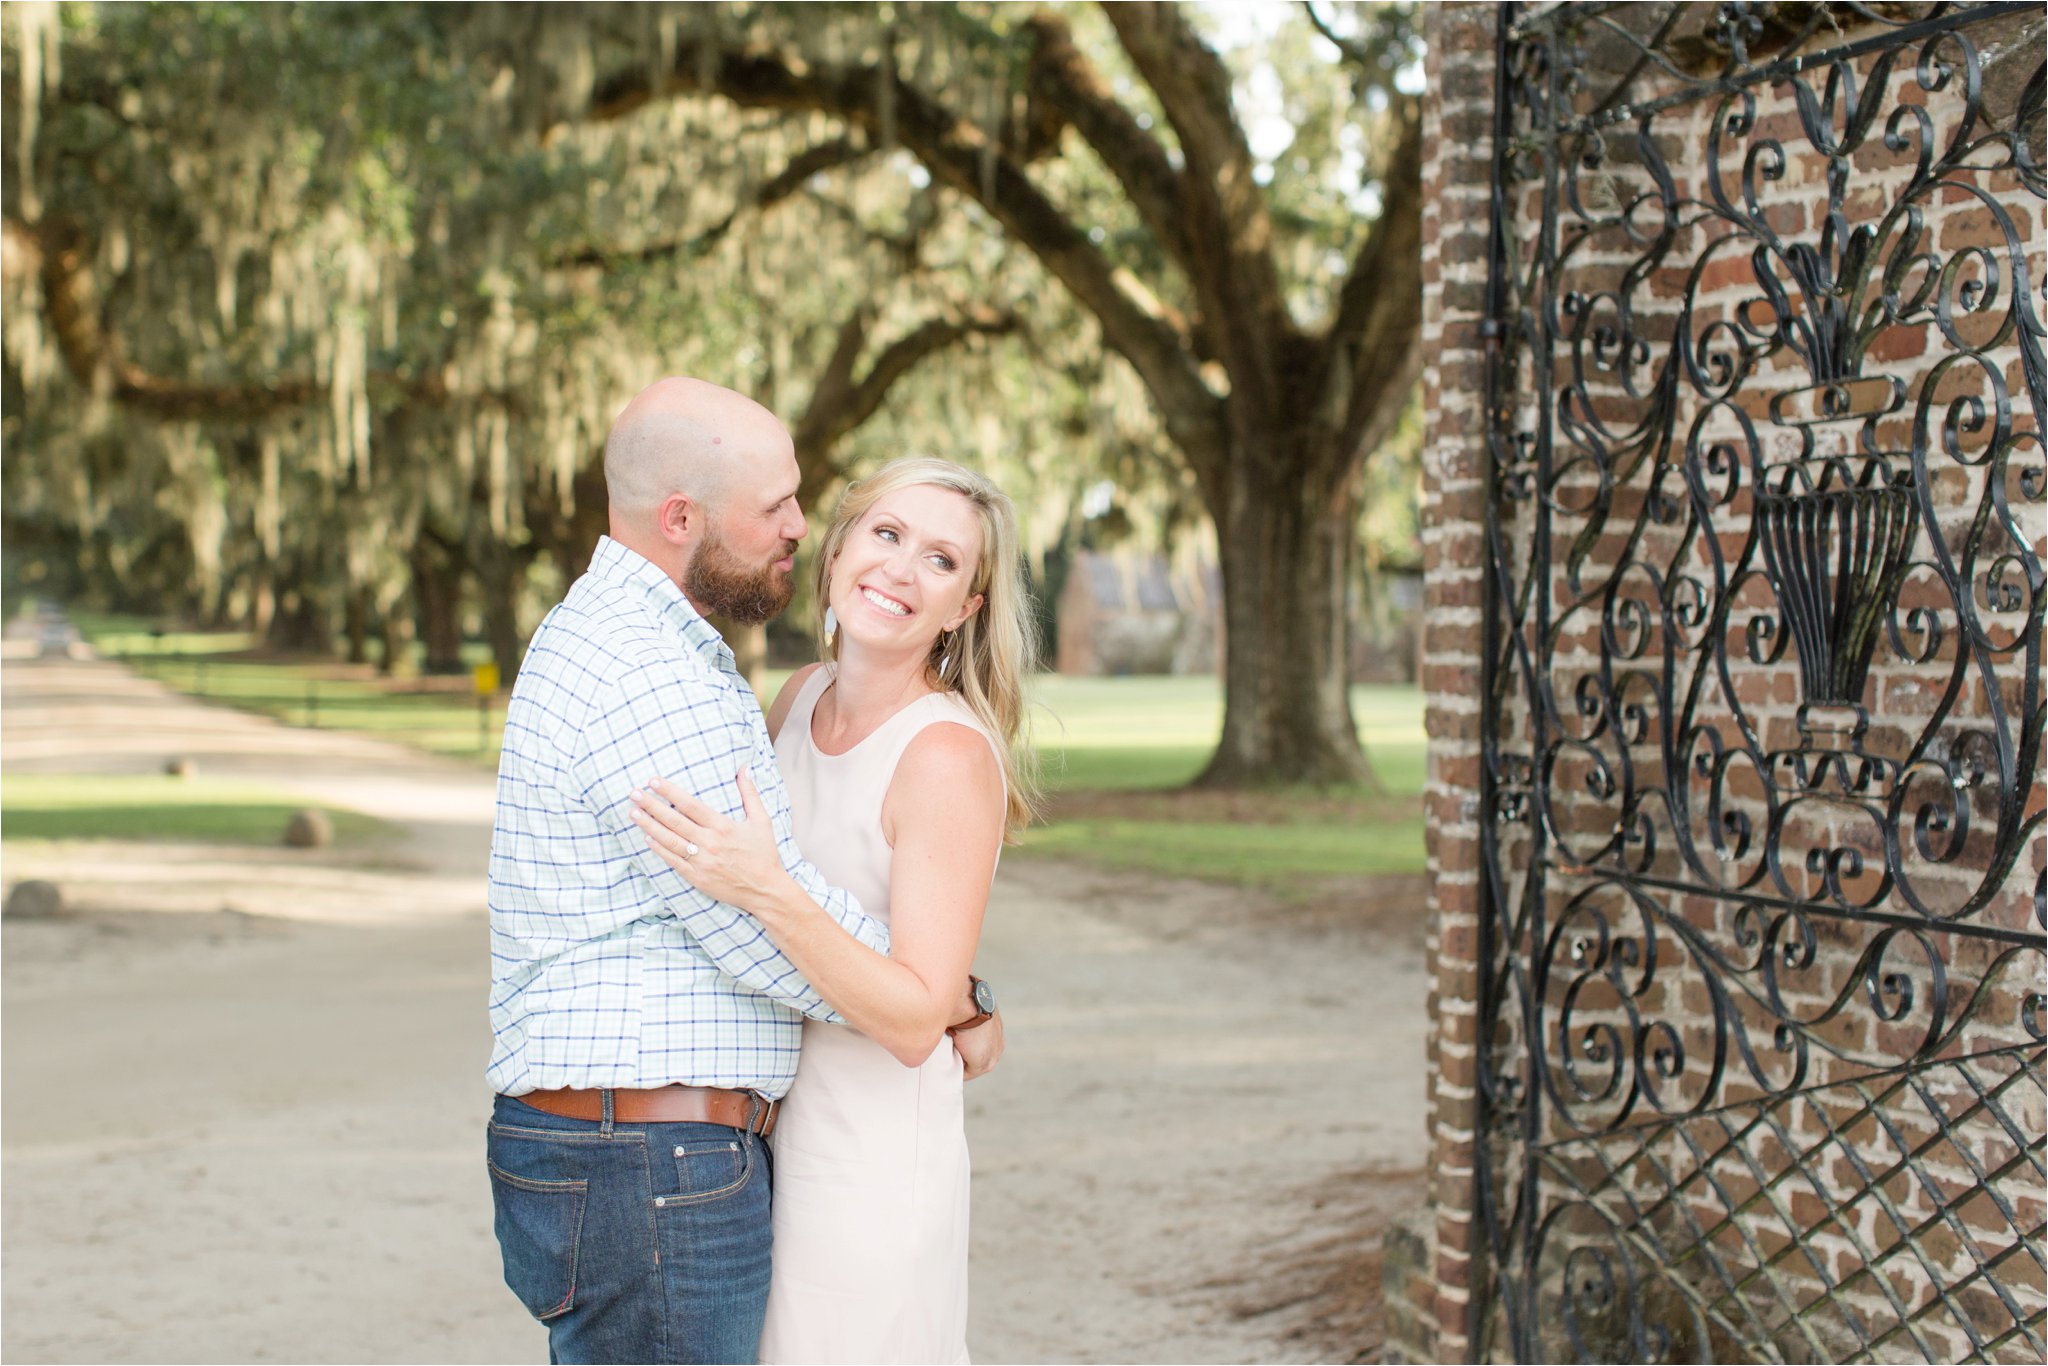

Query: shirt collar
[[588, 536, 737, 670]]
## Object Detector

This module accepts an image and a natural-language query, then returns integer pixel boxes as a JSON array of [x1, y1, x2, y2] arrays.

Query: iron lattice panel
[[1474, 2, 2046, 1361], [1526, 1045, 2043, 1361]]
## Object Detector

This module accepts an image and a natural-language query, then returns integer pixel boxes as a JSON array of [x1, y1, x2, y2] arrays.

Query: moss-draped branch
[[572, 5, 1422, 503]]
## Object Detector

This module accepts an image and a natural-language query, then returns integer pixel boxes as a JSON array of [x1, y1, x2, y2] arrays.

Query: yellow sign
[[473, 662, 500, 696]]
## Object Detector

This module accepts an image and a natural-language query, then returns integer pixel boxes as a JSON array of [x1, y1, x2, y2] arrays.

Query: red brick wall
[[1411, 5, 1502, 1359]]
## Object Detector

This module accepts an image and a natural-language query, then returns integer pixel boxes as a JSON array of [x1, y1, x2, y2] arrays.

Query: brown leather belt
[[511, 1085, 778, 1137]]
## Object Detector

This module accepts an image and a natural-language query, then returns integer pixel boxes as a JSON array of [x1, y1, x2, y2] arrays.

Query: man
[[485, 377, 1000, 1364]]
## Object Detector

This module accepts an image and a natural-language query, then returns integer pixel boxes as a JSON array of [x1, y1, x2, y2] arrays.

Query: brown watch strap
[[946, 976, 993, 1035]]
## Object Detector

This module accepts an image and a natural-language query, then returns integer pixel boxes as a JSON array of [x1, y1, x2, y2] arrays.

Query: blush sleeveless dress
[[757, 666, 1002, 1366]]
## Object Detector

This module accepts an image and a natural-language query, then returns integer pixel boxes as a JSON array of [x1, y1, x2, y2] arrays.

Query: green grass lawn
[[1, 773, 389, 846], [65, 612, 261, 660], [1017, 676, 1427, 892], [66, 612, 1427, 891], [1027, 675, 1426, 795], [73, 611, 508, 767], [1021, 813, 1425, 890]]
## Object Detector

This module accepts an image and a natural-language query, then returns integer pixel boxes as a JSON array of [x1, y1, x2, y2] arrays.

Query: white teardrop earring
[[823, 607, 838, 650], [937, 630, 955, 681]]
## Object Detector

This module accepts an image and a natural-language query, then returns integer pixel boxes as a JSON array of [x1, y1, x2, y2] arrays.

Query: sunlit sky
[[1196, 1, 1422, 213], [1197, 0, 1298, 51], [1200, 0, 1299, 163], [905, 4, 1413, 215]]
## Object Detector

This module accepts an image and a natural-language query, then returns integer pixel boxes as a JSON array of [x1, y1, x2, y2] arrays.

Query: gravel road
[[1, 645, 1428, 1363]]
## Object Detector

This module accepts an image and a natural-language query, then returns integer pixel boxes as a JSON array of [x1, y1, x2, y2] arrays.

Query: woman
[[628, 456, 1038, 1365]]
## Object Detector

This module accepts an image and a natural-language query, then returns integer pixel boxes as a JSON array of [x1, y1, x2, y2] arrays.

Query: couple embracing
[[485, 377, 1036, 1364]]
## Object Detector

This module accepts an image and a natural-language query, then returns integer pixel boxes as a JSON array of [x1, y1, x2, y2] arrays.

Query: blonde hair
[[813, 457, 1041, 837]]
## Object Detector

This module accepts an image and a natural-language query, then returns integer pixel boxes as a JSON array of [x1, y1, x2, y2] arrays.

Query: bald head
[[602, 377, 809, 606], [604, 377, 792, 515]]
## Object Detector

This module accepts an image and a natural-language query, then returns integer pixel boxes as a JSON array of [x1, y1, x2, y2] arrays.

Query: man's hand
[[953, 1009, 1005, 1081]]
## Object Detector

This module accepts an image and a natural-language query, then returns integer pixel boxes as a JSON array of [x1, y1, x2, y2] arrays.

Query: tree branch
[[1322, 104, 1424, 461], [794, 303, 876, 471], [1104, 2, 1296, 409], [794, 305, 1021, 504], [15, 215, 513, 422], [799, 189, 940, 274], [577, 37, 1232, 481], [1302, 2, 1375, 69], [553, 134, 872, 268], [1022, 13, 1193, 273]]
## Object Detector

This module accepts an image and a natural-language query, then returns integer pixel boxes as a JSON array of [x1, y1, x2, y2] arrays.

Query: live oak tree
[[562, 1, 1425, 785], [1, 3, 1076, 680]]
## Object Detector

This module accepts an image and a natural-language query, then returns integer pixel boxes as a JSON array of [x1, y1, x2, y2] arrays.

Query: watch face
[[972, 979, 997, 1014]]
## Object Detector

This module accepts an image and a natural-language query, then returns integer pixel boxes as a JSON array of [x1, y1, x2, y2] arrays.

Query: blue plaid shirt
[[486, 536, 889, 1097]]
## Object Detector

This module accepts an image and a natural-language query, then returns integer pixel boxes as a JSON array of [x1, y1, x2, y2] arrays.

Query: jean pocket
[[487, 1159, 587, 1321], [663, 1135, 754, 1206]]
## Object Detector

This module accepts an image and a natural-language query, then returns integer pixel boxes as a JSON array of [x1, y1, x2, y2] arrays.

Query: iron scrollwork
[[1476, 2, 2045, 1361]]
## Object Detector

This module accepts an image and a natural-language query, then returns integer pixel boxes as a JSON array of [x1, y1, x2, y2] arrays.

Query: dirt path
[[1, 645, 1429, 1364]]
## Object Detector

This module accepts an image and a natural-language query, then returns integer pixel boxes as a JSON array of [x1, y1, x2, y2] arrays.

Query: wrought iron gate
[[1474, 2, 2045, 1360]]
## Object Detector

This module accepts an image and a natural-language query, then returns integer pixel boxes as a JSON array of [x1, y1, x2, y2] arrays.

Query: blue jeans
[[487, 1094, 774, 1364]]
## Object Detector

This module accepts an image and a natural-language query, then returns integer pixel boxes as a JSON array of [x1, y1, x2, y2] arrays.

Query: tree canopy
[[4, 1, 1422, 785]]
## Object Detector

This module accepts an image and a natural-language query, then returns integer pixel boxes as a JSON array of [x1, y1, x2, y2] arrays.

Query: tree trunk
[[344, 588, 372, 665], [524, 462, 608, 586], [247, 563, 276, 636], [733, 621, 768, 697], [376, 603, 414, 676], [199, 582, 232, 630], [479, 546, 528, 685], [266, 590, 334, 655], [1196, 437, 1371, 788], [412, 541, 467, 675]]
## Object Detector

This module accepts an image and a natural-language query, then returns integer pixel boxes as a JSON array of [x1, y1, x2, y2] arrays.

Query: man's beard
[[684, 528, 797, 626]]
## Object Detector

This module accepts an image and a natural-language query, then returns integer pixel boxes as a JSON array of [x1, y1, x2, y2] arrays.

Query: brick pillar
[[1383, 4, 1502, 1362]]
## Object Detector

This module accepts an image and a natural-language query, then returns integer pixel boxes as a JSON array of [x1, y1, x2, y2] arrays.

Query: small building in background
[[1054, 548, 1420, 683], [1054, 551, 1213, 675]]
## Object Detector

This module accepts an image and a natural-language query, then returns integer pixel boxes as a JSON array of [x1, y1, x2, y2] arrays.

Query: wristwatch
[[946, 976, 996, 1035]]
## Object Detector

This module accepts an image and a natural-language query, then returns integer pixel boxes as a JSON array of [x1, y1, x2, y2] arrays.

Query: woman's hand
[[630, 771, 789, 912], [953, 1009, 1004, 1081]]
